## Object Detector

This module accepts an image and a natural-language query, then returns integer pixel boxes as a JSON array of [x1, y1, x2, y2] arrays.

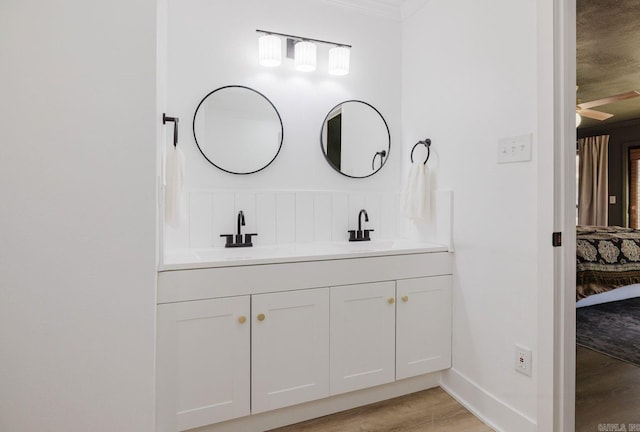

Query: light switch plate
[[497, 134, 532, 164]]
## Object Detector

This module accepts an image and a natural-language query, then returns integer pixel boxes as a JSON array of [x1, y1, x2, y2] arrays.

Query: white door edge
[[536, 0, 577, 430]]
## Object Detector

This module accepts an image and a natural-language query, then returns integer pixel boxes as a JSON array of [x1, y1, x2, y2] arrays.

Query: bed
[[576, 225, 640, 307]]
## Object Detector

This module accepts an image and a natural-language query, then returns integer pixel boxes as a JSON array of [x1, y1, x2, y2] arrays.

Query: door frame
[[537, 0, 576, 430]]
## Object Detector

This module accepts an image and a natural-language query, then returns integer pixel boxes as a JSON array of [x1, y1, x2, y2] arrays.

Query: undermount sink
[[194, 244, 295, 262], [334, 240, 396, 252]]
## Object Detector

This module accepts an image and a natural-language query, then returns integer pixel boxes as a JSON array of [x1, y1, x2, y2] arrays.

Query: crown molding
[[322, 0, 403, 21], [321, 0, 429, 21], [400, 0, 430, 20]]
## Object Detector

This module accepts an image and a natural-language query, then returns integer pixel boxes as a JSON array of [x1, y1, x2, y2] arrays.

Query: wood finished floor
[[267, 347, 640, 432], [576, 345, 640, 431], [267, 387, 493, 432]]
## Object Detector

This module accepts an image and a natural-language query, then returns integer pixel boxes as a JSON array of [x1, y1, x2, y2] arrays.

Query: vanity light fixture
[[256, 29, 351, 75], [294, 41, 317, 72], [258, 34, 282, 67], [328, 45, 350, 75]]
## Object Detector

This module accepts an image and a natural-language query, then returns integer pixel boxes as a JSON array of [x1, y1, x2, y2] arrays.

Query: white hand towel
[[402, 161, 430, 222], [165, 145, 185, 228]]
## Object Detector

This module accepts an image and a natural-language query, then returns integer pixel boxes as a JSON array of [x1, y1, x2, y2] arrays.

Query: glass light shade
[[294, 41, 316, 72], [576, 112, 582, 127], [328, 46, 350, 76], [258, 34, 282, 67]]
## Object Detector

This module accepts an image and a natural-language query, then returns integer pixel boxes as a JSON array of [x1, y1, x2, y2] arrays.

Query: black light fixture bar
[[256, 29, 351, 48]]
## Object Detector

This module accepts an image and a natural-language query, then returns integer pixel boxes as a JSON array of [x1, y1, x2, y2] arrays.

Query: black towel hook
[[163, 113, 179, 147], [410, 138, 431, 165]]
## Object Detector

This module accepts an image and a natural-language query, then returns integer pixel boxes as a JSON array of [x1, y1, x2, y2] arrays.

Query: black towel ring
[[371, 150, 387, 171], [410, 138, 431, 165]]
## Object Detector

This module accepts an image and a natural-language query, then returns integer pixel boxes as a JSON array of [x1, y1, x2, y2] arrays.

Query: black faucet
[[358, 209, 368, 231], [348, 209, 374, 242], [236, 210, 245, 245], [220, 210, 258, 248]]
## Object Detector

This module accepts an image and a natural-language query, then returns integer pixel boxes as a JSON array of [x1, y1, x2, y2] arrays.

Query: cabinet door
[[156, 296, 250, 432], [396, 276, 452, 380], [252, 288, 330, 414], [330, 281, 396, 395]]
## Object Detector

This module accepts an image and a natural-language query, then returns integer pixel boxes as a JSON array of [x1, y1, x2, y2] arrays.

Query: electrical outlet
[[497, 134, 532, 164], [515, 345, 532, 377]]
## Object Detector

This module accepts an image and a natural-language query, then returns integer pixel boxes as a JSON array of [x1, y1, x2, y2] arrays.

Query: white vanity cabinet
[[330, 276, 452, 394], [157, 248, 453, 432], [330, 281, 396, 395], [396, 276, 452, 379], [156, 296, 250, 432], [251, 288, 330, 413]]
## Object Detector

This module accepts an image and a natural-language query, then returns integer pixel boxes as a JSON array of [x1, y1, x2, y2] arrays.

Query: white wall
[[402, 1, 539, 430], [165, 0, 401, 192], [0, 1, 157, 431], [163, 0, 403, 251]]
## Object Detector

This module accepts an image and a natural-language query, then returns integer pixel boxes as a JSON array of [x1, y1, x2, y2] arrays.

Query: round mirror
[[193, 85, 283, 175], [320, 100, 390, 178]]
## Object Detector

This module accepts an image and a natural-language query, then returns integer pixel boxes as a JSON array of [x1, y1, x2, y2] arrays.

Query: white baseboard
[[191, 373, 440, 432], [440, 368, 537, 432], [184, 368, 535, 432]]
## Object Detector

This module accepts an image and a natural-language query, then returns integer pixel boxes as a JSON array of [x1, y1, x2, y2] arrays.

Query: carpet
[[576, 297, 640, 367]]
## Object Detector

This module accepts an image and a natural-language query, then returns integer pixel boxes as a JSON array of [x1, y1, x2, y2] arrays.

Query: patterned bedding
[[576, 225, 640, 300]]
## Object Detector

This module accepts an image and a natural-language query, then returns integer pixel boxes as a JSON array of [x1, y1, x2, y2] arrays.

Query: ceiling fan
[[576, 89, 640, 125]]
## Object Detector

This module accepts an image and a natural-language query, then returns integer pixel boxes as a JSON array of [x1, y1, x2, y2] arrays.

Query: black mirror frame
[[319, 99, 391, 179], [193, 85, 284, 175]]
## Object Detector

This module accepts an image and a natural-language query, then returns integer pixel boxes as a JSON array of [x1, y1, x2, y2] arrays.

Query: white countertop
[[160, 240, 449, 271]]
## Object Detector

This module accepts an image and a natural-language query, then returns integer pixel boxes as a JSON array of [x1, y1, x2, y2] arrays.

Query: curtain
[[578, 135, 609, 226]]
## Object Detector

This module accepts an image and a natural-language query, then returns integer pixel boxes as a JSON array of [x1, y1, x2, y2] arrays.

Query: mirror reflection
[[321, 100, 390, 178], [193, 85, 283, 175]]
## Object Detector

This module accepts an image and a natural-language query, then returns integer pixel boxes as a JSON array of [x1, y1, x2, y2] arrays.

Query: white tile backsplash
[[331, 192, 349, 242], [380, 193, 399, 240], [313, 193, 332, 242], [276, 192, 296, 244], [212, 192, 235, 248], [188, 192, 213, 248], [167, 189, 405, 250], [255, 193, 277, 245], [295, 193, 314, 243], [364, 193, 381, 234]]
